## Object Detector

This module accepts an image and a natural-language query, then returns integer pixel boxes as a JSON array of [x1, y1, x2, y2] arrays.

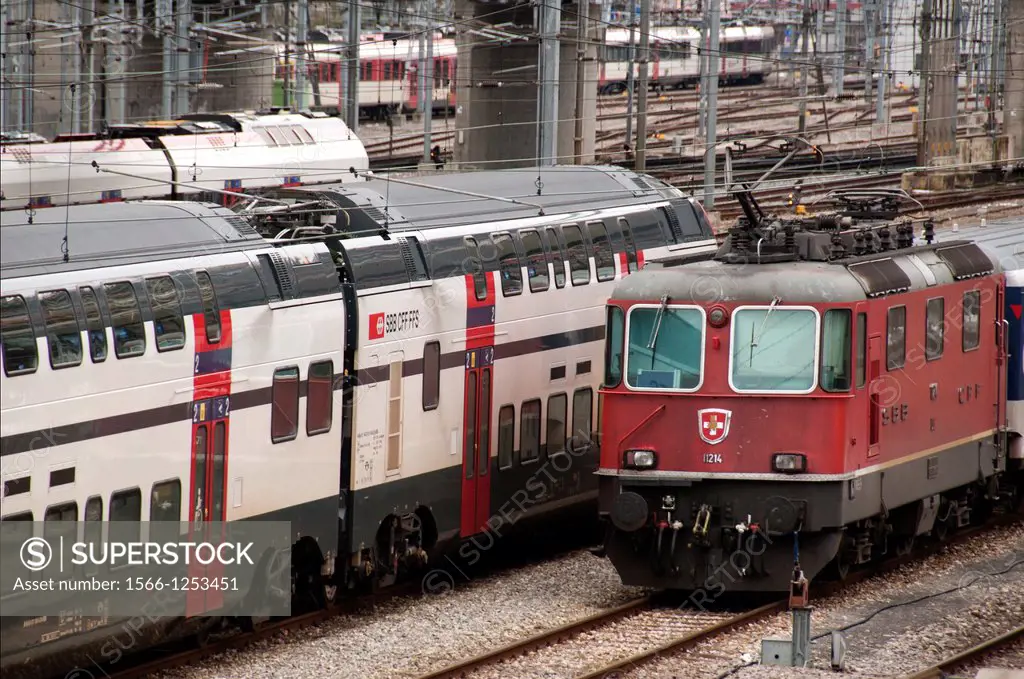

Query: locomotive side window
[[146, 277, 186, 352], [196, 271, 222, 344], [586, 221, 616, 282], [962, 291, 980, 351], [562, 224, 591, 286], [498, 405, 515, 470], [463, 237, 488, 301], [546, 393, 567, 457], [271, 366, 300, 443], [492, 233, 523, 297], [618, 218, 639, 272], [886, 306, 906, 370], [307, 360, 334, 435], [731, 307, 817, 393], [150, 479, 182, 522], [520, 230, 549, 293], [626, 305, 704, 391], [926, 298, 945, 361], [571, 387, 594, 454], [544, 228, 567, 288], [1, 295, 38, 376], [520, 399, 542, 464], [39, 289, 82, 369], [605, 305, 625, 387], [423, 342, 441, 411], [105, 282, 146, 359], [819, 309, 852, 392], [856, 312, 867, 388], [79, 287, 108, 363]]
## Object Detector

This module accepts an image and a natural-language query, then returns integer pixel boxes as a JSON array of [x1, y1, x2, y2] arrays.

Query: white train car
[[0, 201, 346, 674], [600, 24, 777, 93], [251, 166, 719, 584], [0, 111, 369, 211], [275, 37, 457, 118]]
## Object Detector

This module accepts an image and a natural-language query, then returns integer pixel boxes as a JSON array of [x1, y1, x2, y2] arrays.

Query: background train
[[597, 201, 1024, 593], [0, 111, 369, 211], [272, 24, 777, 118], [0, 166, 718, 677]]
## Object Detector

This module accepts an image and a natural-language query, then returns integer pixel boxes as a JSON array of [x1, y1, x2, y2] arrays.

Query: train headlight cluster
[[623, 449, 657, 470], [772, 453, 807, 474]]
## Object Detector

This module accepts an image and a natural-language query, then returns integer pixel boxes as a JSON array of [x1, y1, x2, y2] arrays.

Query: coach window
[[562, 225, 591, 286], [546, 393, 567, 457], [423, 342, 440, 411], [146, 277, 186, 352], [463, 237, 488, 301], [492, 233, 523, 297], [820, 309, 852, 392], [570, 388, 593, 454], [83, 497, 102, 575], [196, 271, 222, 344], [544, 228, 567, 288], [926, 298, 945, 360], [626, 305, 704, 390], [586, 221, 616, 282], [498, 405, 515, 470], [520, 230, 549, 293], [962, 291, 980, 351], [618, 218, 639, 272], [1, 295, 37, 376], [40, 289, 83, 369], [79, 287, 108, 362], [520, 400, 542, 464], [886, 306, 906, 370], [731, 307, 816, 392], [110, 488, 142, 546], [105, 282, 146, 359], [150, 480, 182, 522], [307, 360, 334, 435], [605, 305, 624, 387], [856, 312, 867, 388], [272, 367, 300, 443]]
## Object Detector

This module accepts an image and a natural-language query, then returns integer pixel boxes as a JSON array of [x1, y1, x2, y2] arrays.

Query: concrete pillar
[[1006, 0, 1024, 165], [453, 1, 599, 169]]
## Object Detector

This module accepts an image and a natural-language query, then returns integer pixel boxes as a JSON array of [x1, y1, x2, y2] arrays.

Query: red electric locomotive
[[597, 193, 1019, 593]]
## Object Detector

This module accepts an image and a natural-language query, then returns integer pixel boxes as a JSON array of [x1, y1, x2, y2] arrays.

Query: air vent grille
[[662, 205, 684, 242], [267, 250, 296, 298], [224, 215, 260, 238], [631, 176, 652, 191], [361, 206, 387, 222]]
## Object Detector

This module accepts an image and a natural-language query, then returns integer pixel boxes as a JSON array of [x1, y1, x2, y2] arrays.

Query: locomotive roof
[[287, 166, 679, 230], [613, 220, 1022, 305], [0, 201, 265, 280]]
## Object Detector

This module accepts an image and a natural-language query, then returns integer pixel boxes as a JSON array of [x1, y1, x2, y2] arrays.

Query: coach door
[[460, 358, 493, 537], [187, 402, 229, 616], [866, 335, 883, 459]]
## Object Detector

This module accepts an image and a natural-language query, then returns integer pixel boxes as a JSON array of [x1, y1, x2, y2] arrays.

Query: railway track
[[902, 623, 1024, 679], [409, 515, 1022, 679]]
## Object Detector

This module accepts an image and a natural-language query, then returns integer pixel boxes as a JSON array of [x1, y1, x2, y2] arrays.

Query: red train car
[[597, 205, 1019, 593]]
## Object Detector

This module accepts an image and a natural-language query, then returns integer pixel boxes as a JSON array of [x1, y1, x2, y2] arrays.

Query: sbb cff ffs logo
[[368, 310, 420, 340]]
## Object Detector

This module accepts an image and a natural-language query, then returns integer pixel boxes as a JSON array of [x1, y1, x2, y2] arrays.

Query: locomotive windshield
[[625, 305, 704, 390], [730, 306, 819, 392]]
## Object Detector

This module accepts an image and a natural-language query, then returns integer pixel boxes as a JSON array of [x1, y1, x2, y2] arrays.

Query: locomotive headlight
[[772, 453, 807, 474], [624, 449, 657, 469], [708, 305, 729, 328]]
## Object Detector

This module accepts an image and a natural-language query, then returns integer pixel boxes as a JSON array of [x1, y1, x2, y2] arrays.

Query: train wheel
[[895, 535, 915, 557], [824, 535, 854, 581]]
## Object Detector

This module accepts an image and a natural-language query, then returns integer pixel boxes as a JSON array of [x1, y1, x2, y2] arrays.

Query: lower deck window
[[731, 307, 818, 392], [625, 306, 704, 390]]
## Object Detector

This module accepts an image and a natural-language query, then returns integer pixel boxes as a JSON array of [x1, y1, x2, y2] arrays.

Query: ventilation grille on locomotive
[[267, 250, 297, 298], [935, 243, 995, 280], [846, 258, 912, 298], [224, 214, 260, 238]]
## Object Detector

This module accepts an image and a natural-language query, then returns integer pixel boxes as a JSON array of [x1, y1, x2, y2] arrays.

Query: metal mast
[[537, 0, 561, 165], [423, 3, 434, 165], [295, 0, 308, 110], [624, 0, 637, 149], [573, 0, 589, 163], [634, 0, 651, 171], [702, 0, 720, 208], [346, 0, 360, 130]]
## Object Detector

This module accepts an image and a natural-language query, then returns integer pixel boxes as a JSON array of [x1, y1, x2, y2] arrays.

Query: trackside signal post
[[761, 542, 815, 668]]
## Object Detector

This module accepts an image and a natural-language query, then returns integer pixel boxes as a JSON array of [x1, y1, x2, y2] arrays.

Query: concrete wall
[[452, 0, 600, 169]]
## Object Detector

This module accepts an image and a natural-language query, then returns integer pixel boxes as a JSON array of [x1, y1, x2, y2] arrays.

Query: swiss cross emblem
[[698, 409, 732, 445]]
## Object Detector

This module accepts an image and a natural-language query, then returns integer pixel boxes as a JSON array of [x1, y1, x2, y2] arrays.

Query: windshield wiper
[[749, 296, 782, 366], [647, 295, 670, 368]]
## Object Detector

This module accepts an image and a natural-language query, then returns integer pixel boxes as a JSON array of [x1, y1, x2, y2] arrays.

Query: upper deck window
[[624, 304, 704, 391], [730, 306, 819, 393]]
